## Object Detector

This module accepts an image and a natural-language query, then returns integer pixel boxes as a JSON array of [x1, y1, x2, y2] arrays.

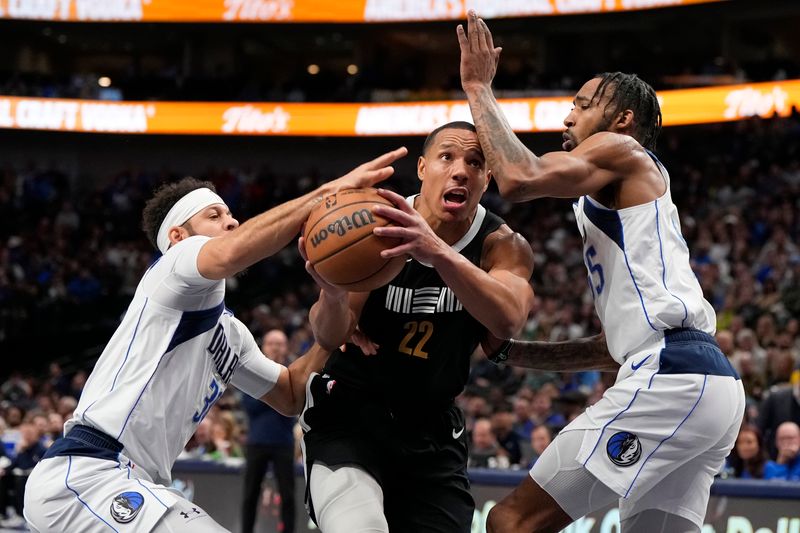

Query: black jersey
[[324, 200, 504, 415]]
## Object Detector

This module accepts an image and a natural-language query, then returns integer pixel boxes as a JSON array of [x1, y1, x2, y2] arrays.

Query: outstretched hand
[[371, 188, 449, 266], [457, 10, 502, 92], [332, 146, 408, 192]]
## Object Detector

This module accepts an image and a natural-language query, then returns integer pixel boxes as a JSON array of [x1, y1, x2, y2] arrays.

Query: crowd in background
[[2, 115, 800, 525]]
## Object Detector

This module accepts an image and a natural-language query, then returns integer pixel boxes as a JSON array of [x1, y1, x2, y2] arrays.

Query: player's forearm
[[287, 343, 330, 414], [200, 183, 336, 279], [494, 334, 619, 372], [464, 85, 543, 201], [269, 343, 330, 416], [431, 250, 529, 339], [309, 292, 356, 351]]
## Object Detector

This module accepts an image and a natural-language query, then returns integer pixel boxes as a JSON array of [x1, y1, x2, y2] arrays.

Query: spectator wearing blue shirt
[[764, 422, 800, 481], [241, 329, 297, 533]]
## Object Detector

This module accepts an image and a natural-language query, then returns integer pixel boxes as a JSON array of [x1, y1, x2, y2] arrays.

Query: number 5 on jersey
[[585, 245, 605, 297], [399, 321, 434, 359]]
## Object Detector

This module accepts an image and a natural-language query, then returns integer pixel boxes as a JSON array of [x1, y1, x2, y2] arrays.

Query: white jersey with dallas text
[[65, 235, 281, 485], [572, 151, 716, 363]]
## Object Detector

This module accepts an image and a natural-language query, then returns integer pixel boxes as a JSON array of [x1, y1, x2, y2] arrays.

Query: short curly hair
[[141, 177, 217, 250]]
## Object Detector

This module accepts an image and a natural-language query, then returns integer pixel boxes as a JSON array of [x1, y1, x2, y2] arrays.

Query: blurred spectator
[[511, 396, 534, 441], [468, 418, 509, 469], [527, 425, 553, 469], [241, 330, 296, 533], [529, 390, 566, 430], [1, 422, 45, 526], [725, 425, 768, 479], [758, 365, 800, 458], [764, 422, 800, 480], [181, 418, 215, 459], [491, 411, 522, 467], [210, 411, 244, 460]]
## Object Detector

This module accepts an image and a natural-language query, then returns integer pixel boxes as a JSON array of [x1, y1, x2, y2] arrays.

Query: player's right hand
[[457, 10, 502, 92], [332, 147, 408, 192]]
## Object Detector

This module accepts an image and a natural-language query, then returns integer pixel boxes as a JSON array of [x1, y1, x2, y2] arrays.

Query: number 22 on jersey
[[399, 321, 434, 359]]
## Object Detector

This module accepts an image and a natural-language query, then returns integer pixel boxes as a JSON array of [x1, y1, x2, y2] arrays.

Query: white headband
[[156, 188, 226, 253]]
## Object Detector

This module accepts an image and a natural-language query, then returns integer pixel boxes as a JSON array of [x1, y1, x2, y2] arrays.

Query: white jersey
[[573, 151, 716, 363], [65, 235, 282, 485]]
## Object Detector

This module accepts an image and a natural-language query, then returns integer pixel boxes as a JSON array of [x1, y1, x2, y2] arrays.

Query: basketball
[[303, 188, 406, 292]]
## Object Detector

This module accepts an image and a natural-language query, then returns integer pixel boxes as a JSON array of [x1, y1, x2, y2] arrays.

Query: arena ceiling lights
[[0, 79, 794, 136], [0, 0, 723, 23]]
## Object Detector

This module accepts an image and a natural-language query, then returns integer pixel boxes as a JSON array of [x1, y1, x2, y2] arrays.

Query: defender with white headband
[[24, 147, 407, 533]]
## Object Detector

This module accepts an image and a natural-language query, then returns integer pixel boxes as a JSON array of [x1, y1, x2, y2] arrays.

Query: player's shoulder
[[482, 224, 534, 267]]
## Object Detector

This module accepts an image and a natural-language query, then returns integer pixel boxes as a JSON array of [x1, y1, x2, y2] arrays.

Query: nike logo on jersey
[[631, 354, 652, 371], [452, 427, 464, 439]]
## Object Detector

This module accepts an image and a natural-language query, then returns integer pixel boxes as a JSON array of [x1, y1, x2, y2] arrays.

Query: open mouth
[[443, 188, 468, 209]]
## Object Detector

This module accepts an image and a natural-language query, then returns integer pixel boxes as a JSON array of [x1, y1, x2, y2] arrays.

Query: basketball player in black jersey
[[297, 121, 535, 533]]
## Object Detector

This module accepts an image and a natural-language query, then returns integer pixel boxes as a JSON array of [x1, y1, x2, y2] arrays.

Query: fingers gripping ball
[[303, 188, 406, 292]]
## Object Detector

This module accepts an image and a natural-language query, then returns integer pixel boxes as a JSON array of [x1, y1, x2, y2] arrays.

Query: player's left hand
[[457, 10, 502, 92], [371, 188, 450, 266]]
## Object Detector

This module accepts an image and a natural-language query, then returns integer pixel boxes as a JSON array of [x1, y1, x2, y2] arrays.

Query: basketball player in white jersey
[[458, 12, 745, 533], [23, 147, 408, 533]]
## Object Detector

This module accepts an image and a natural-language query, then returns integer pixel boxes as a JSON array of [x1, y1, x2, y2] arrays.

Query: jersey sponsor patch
[[606, 431, 642, 467], [109, 491, 144, 523]]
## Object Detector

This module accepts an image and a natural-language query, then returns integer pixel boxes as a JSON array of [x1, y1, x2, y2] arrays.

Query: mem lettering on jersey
[[385, 285, 463, 314]]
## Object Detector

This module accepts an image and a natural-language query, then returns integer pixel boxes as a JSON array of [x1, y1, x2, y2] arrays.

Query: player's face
[[186, 204, 239, 238], [417, 128, 489, 222], [562, 77, 614, 151]]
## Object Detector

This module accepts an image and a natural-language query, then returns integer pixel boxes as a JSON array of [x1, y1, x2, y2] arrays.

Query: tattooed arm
[[483, 334, 619, 372], [457, 11, 642, 203]]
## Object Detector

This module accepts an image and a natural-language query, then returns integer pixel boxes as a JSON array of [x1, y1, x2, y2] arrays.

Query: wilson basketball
[[303, 188, 406, 292]]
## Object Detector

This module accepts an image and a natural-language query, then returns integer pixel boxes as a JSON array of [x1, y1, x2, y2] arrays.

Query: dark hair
[[422, 121, 477, 155], [591, 72, 662, 150], [728, 424, 768, 479], [141, 177, 217, 250]]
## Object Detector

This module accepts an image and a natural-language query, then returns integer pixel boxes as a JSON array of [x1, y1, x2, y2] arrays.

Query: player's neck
[[415, 199, 475, 245]]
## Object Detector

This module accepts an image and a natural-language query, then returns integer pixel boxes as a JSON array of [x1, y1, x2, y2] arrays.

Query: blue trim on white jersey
[[110, 298, 149, 392], [136, 478, 169, 509], [654, 202, 689, 327], [582, 369, 660, 467], [582, 198, 624, 250], [670, 217, 689, 249], [624, 374, 708, 498], [620, 225, 659, 332], [166, 301, 224, 353], [117, 349, 170, 441], [65, 456, 120, 532], [583, 196, 658, 332]]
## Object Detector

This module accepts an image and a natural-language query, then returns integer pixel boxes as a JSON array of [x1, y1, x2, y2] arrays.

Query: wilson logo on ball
[[310, 209, 376, 248]]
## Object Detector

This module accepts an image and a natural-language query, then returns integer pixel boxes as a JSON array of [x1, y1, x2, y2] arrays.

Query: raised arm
[[457, 13, 641, 202], [197, 147, 407, 280], [483, 333, 619, 372]]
